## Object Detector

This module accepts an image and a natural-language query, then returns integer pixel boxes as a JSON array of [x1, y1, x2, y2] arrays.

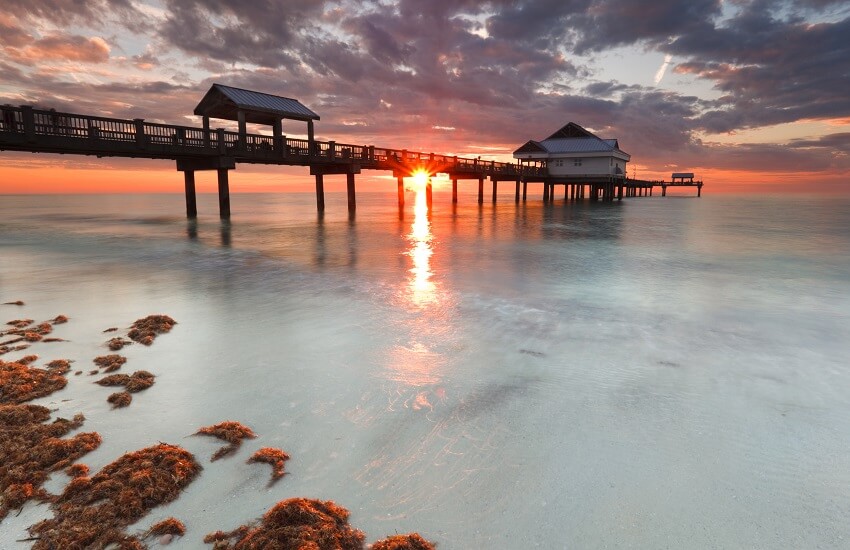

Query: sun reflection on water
[[408, 187, 436, 307]]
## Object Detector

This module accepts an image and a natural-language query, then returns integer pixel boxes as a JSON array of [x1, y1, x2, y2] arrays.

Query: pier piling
[[347, 172, 356, 213], [183, 171, 197, 218], [217, 168, 231, 219], [315, 174, 325, 212]]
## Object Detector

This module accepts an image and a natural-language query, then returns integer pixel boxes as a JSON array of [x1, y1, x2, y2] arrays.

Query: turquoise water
[[1, 190, 849, 548]]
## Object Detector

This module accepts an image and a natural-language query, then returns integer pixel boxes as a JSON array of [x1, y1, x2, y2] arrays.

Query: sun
[[411, 169, 429, 191]]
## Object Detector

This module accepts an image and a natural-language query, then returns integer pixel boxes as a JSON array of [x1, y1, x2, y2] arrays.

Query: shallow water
[[1, 190, 850, 548]]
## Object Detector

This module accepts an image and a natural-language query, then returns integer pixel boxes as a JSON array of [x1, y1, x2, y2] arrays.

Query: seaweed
[[247, 447, 290, 483], [103, 327, 119, 333], [6, 319, 33, 328], [202, 498, 365, 550], [3, 301, 24, 306], [371, 534, 436, 550], [128, 315, 176, 346], [27, 443, 201, 549], [107, 337, 132, 351], [0, 359, 67, 404], [195, 421, 257, 461], [0, 404, 100, 519], [94, 354, 127, 373], [42, 338, 67, 343], [46, 359, 72, 375], [148, 517, 186, 537], [96, 371, 155, 393], [18, 354, 38, 365], [66, 463, 90, 478], [108, 391, 132, 408], [51, 315, 68, 324]]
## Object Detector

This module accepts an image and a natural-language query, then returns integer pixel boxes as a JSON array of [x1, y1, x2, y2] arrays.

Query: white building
[[513, 122, 630, 178]]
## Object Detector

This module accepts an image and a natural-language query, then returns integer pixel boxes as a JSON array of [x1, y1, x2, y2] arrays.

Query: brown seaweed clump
[[107, 337, 132, 351], [51, 315, 68, 324], [128, 315, 177, 346], [203, 498, 365, 550], [96, 371, 155, 393], [94, 354, 127, 373], [66, 463, 90, 478], [18, 354, 39, 365], [148, 517, 186, 537], [195, 421, 257, 461], [0, 404, 100, 519], [6, 319, 33, 329], [371, 534, 436, 550], [0, 359, 67, 404], [46, 359, 73, 375], [107, 391, 132, 409], [247, 447, 290, 483], [27, 443, 201, 549], [3, 301, 25, 306]]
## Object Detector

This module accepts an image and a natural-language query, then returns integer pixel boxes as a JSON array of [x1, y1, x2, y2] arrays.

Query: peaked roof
[[513, 121, 629, 158], [545, 122, 596, 140], [194, 83, 320, 124]]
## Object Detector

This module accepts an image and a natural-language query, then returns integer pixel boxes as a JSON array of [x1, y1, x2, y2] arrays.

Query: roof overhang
[[194, 84, 320, 125]]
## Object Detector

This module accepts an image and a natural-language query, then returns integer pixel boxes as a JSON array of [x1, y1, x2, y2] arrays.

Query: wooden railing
[[0, 104, 546, 177]]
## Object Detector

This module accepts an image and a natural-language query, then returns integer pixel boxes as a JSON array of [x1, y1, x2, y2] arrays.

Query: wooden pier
[[1, 95, 701, 218]]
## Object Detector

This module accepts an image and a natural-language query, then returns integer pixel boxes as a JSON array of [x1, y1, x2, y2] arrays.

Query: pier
[[0, 86, 701, 218]]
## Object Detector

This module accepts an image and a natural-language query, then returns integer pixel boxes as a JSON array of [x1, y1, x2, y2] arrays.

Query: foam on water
[[1, 191, 849, 548]]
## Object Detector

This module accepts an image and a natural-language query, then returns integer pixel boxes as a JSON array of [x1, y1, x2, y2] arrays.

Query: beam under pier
[[315, 173, 325, 212], [347, 172, 356, 213], [184, 170, 197, 219], [217, 168, 230, 220]]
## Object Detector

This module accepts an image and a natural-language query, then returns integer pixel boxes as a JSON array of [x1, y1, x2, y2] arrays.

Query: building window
[[554, 159, 564, 167], [574, 158, 582, 166]]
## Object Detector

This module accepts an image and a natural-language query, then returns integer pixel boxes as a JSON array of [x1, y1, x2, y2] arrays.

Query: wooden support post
[[565, 184, 569, 200], [347, 172, 356, 213], [522, 179, 528, 201], [398, 176, 405, 208], [698, 184, 702, 197], [617, 184, 623, 200], [452, 178, 458, 204], [662, 185, 667, 197], [515, 179, 520, 203], [478, 177, 484, 204], [237, 110, 247, 149], [217, 128, 226, 154], [184, 171, 197, 219], [492, 178, 498, 203], [649, 186, 653, 197], [315, 174, 325, 212], [217, 169, 231, 220], [307, 120, 315, 157], [426, 180, 433, 210], [134, 119, 145, 149], [543, 182, 550, 202], [273, 119, 283, 156], [21, 106, 35, 142], [202, 116, 210, 148]]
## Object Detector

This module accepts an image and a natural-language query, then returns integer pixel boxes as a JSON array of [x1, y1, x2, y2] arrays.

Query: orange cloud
[[5, 34, 110, 63]]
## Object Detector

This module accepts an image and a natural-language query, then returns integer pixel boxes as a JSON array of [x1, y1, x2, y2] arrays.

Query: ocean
[[1, 189, 849, 548]]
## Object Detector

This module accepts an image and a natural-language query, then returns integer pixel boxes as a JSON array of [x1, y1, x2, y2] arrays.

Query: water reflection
[[407, 188, 436, 307]]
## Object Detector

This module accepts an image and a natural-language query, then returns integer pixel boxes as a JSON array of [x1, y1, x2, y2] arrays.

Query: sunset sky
[[1, 0, 848, 194]]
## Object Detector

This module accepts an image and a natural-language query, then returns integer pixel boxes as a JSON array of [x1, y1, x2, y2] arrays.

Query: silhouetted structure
[[0, 86, 702, 218]]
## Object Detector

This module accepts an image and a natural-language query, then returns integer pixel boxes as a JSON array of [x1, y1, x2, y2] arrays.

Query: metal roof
[[194, 83, 320, 124], [539, 137, 617, 154]]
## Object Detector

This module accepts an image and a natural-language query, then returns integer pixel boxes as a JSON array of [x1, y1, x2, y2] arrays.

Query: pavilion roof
[[194, 83, 320, 125]]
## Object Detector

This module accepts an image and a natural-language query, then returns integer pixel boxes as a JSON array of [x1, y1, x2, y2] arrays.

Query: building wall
[[546, 155, 627, 176]]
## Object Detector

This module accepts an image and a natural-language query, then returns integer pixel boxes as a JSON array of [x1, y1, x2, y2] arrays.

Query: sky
[[0, 0, 849, 194]]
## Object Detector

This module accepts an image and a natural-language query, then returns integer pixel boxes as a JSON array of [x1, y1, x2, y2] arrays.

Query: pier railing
[[0, 105, 544, 178]]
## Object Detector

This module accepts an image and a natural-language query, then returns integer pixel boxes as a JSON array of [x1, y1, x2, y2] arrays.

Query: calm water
[[1, 190, 849, 548]]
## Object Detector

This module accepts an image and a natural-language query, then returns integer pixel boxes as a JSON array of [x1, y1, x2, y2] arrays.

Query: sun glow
[[411, 169, 429, 191]]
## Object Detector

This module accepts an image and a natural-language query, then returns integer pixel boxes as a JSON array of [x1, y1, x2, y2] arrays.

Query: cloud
[[5, 34, 111, 63], [654, 54, 673, 85]]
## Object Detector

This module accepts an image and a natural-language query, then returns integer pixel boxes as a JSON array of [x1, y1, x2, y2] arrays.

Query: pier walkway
[[0, 104, 700, 218]]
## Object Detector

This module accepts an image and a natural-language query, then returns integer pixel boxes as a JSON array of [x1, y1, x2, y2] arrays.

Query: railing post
[[217, 128, 226, 154], [134, 119, 145, 149], [21, 106, 35, 142], [369, 146, 375, 161], [328, 141, 335, 160]]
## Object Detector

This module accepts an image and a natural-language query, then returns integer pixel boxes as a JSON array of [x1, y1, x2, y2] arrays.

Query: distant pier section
[[0, 84, 702, 218]]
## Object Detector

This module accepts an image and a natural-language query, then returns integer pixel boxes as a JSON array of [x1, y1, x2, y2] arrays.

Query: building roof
[[513, 122, 629, 159], [194, 83, 320, 124]]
